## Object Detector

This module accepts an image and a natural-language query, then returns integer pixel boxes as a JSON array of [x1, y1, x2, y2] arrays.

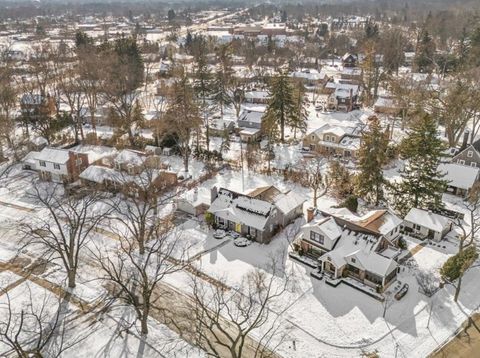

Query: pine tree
[[328, 161, 355, 199], [193, 48, 213, 150], [211, 70, 232, 116], [393, 113, 448, 215], [220, 126, 230, 153], [262, 71, 297, 143], [290, 81, 308, 139], [355, 116, 389, 206]]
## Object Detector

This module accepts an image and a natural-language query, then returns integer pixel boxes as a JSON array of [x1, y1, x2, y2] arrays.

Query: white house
[[403, 208, 453, 241]]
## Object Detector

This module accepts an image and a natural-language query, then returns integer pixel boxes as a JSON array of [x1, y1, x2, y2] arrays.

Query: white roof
[[114, 149, 145, 166], [438, 163, 479, 190], [274, 191, 305, 214], [239, 109, 264, 124], [320, 229, 397, 277], [70, 145, 117, 163], [36, 148, 69, 164], [209, 189, 273, 231], [404, 208, 451, 233]]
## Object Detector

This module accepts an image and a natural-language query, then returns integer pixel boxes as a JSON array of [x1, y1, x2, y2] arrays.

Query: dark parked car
[[395, 283, 409, 300]]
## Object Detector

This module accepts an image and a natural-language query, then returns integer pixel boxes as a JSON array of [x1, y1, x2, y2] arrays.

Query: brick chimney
[[307, 207, 315, 223], [210, 186, 218, 204]]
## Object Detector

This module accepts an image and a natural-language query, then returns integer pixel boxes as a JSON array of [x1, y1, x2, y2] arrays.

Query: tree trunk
[[184, 150, 189, 174], [313, 187, 318, 208], [67, 269, 76, 289], [454, 276, 462, 302], [140, 311, 149, 335]]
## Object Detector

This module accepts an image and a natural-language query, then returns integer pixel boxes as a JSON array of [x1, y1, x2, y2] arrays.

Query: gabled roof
[[438, 162, 480, 190], [36, 148, 69, 164], [404, 208, 451, 232], [274, 191, 305, 215]]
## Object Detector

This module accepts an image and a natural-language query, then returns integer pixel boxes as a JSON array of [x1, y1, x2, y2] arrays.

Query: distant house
[[79, 149, 177, 198], [340, 67, 362, 84], [208, 186, 304, 244], [342, 53, 358, 68], [289, 69, 328, 88], [451, 138, 480, 168], [438, 162, 480, 197], [325, 82, 360, 112], [302, 122, 363, 159], [20, 93, 57, 120], [244, 91, 269, 104], [374, 96, 402, 115], [237, 108, 264, 142], [403, 208, 453, 241], [297, 208, 401, 292], [33, 147, 89, 183]]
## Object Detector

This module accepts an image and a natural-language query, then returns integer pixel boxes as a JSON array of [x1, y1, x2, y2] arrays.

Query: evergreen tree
[[328, 161, 355, 199], [193, 47, 213, 150], [220, 126, 230, 153], [291, 81, 308, 139], [393, 113, 448, 215], [355, 116, 389, 206], [211, 70, 232, 116], [414, 29, 435, 73], [262, 71, 297, 143]]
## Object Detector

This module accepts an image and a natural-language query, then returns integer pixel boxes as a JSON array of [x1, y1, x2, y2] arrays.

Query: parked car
[[395, 283, 409, 300], [213, 229, 226, 239], [233, 237, 251, 247], [228, 231, 240, 239]]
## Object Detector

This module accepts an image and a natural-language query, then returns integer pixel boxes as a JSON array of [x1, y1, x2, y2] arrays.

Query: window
[[76, 158, 82, 165], [459, 160, 465, 165], [311, 135, 315, 140], [39, 161, 46, 167], [325, 135, 330, 142], [310, 231, 324, 245], [472, 162, 477, 168], [467, 151, 473, 158], [53, 163, 60, 170], [351, 258, 356, 263], [218, 218, 225, 226]]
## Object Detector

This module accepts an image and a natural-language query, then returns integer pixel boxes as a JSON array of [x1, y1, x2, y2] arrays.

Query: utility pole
[[240, 137, 245, 192]]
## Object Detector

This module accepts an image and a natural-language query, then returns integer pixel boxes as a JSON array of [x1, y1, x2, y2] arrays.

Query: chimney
[[307, 207, 315, 223], [210, 186, 218, 204], [460, 130, 470, 152]]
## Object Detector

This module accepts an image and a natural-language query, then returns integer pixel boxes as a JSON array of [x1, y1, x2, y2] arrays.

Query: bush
[[339, 195, 358, 212], [398, 237, 407, 250], [204, 212, 215, 228]]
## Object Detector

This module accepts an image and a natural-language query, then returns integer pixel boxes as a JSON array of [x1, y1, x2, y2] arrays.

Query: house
[[296, 208, 400, 291], [451, 138, 480, 168], [237, 108, 264, 142], [177, 187, 211, 217], [340, 67, 362, 84], [325, 82, 360, 112], [34, 147, 89, 183], [244, 91, 269, 104], [209, 116, 235, 137], [302, 123, 363, 159], [20, 93, 57, 120], [374, 96, 402, 115], [438, 162, 480, 197], [79, 149, 177, 198], [403, 208, 453, 241], [208, 186, 304, 244], [289, 69, 328, 88], [342, 53, 358, 68]]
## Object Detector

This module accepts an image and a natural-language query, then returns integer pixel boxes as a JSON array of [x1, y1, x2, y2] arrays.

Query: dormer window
[[39, 161, 46, 167], [351, 258, 356, 263], [472, 162, 477, 167]]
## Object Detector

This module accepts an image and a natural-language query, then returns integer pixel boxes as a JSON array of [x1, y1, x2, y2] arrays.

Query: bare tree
[[92, 215, 185, 338], [21, 184, 109, 289], [299, 156, 329, 208], [0, 284, 86, 357], [190, 257, 290, 358]]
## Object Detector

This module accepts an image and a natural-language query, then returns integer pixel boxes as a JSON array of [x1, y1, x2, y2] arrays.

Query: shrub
[[339, 195, 358, 212], [204, 212, 215, 228]]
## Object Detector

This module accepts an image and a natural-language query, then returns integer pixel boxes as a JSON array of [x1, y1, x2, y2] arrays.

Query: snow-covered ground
[[0, 163, 478, 358]]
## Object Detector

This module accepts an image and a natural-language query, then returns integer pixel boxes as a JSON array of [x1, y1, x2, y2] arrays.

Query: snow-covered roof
[[438, 163, 479, 190], [238, 109, 264, 124], [36, 148, 69, 164], [404, 208, 451, 233], [274, 191, 305, 215], [209, 188, 273, 231], [79, 165, 116, 184], [320, 229, 397, 277], [70, 145, 118, 164], [114, 149, 145, 166]]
